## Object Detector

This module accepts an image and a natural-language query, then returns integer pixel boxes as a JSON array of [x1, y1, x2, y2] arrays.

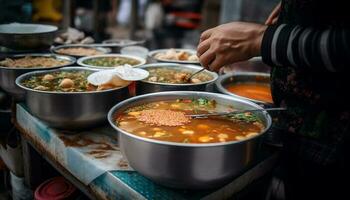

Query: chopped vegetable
[[145, 67, 212, 84], [83, 56, 140, 67]]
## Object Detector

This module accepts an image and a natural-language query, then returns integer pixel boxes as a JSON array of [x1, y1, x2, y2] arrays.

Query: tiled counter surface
[[15, 104, 278, 200]]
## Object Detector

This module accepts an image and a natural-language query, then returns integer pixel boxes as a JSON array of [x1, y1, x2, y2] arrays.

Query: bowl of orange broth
[[215, 72, 273, 106], [108, 91, 272, 189]]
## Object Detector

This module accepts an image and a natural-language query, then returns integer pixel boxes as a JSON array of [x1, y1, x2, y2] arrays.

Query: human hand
[[265, 2, 281, 25], [197, 22, 267, 71]]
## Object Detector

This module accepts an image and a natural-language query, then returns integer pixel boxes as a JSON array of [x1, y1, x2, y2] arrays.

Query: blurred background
[[0, 0, 279, 50]]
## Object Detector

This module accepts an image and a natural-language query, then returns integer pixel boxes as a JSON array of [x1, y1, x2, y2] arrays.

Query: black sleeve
[[261, 24, 350, 72]]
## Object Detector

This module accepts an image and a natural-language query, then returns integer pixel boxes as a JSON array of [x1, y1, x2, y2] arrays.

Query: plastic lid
[[35, 177, 77, 200]]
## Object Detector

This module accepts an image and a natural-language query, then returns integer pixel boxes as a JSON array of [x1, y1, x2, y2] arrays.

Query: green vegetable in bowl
[[22, 71, 94, 92], [83, 57, 140, 67]]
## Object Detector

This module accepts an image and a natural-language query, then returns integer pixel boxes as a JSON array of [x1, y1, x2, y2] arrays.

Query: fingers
[[265, 16, 274, 25], [265, 2, 281, 25], [265, 11, 277, 25], [197, 39, 211, 57], [208, 55, 226, 72], [200, 28, 213, 43], [199, 48, 215, 69], [271, 17, 278, 25]]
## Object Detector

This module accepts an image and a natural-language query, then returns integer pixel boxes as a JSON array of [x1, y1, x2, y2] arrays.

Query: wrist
[[251, 24, 268, 57]]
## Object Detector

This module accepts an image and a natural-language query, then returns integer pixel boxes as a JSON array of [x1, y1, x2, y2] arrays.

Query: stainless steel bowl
[[16, 67, 130, 130], [77, 54, 146, 69], [102, 39, 145, 53], [108, 91, 272, 189], [0, 54, 76, 100], [215, 72, 273, 107], [0, 23, 57, 50], [51, 44, 111, 58], [136, 63, 218, 95]]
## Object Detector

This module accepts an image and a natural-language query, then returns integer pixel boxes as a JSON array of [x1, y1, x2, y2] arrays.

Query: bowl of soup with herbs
[[216, 72, 273, 105], [77, 54, 146, 69], [16, 67, 130, 129], [108, 91, 272, 189], [136, 63, 218, 95]]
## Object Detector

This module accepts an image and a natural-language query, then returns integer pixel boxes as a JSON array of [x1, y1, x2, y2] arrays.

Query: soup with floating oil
[[226, 83, 273, 103], [116, 98, 265, 144]]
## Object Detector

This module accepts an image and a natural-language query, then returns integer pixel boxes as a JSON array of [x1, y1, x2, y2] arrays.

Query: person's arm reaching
[[261, 24, 350, 72]]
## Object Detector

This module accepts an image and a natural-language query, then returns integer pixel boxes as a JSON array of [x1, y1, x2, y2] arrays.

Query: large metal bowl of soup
[[0, 23, 58, 50], [77, 54, 146, 69], [215, 72, 273, 106], [0, 54, 76, 100], [51, 44, 111, 58], [108, 91, 272, 189], [136, 63, 218, 95], [16, 67, 130, 130]]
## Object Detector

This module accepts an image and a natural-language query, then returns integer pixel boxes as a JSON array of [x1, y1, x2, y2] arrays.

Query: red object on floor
[[34, 177, 77, 200]]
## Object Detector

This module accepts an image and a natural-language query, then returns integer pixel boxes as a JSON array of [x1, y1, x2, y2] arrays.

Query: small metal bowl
[[16, 67, 130, 130], [51, 44, 111, 58], [0, 23, 58, 50], [102, 39, 145, 53], [215, 72, 273, 107], [0, 54, 76, 100], [77, 54, 146, 69], [136, 63, 218, 95], [108, 91, 272, 189], [148, 49, 199, 64]]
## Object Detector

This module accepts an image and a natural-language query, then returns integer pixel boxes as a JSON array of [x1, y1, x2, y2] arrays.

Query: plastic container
[[34, 177, 77, 200]]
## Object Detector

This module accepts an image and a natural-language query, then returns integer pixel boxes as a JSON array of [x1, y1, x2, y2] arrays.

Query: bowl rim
[[148, 48, 200, 64], [0, 23, 58, 35], [15, 66, 131, 94], [215, 72, 272, 105], [0, 53, 76, 70], [108, 91, 272, 147], [76, 54, 146, 69], [137, 63, 218, 86], [51, 45, 111, 57], [102, 39, 145, 46]]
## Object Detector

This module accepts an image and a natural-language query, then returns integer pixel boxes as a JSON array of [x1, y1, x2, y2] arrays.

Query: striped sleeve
[[261, 24, 350, 72]]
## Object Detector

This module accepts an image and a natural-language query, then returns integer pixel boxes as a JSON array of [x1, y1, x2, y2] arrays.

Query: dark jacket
[[261, 0, 349, 166]]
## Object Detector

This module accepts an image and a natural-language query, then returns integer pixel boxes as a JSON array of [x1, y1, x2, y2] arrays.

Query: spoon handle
[[188, 107, 286, 118], [185, 68, 205, 82]]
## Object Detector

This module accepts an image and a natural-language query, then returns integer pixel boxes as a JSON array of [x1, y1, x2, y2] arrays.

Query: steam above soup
[[116, 98, 265, 144]]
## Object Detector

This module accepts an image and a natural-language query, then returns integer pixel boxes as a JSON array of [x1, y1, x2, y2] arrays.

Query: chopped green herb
[[228, 112, 260, 123]]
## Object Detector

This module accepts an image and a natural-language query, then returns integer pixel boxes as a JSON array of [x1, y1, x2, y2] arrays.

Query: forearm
[[261, 24, 350, 72]]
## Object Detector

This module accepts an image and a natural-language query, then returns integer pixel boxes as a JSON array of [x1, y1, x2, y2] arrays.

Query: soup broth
[[116, 99, 265, 144], [0, 56, 70, 68], [21, 70, 120, 92], [57, 47, 103, 56], [83, 57, 140, 67], [226, 83, 273, 103], [146, 67, 213, 84]]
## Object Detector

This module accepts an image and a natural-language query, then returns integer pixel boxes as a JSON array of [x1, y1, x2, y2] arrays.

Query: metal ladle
[[184, 68, 206, 82], [188, 107, 286, 119]]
